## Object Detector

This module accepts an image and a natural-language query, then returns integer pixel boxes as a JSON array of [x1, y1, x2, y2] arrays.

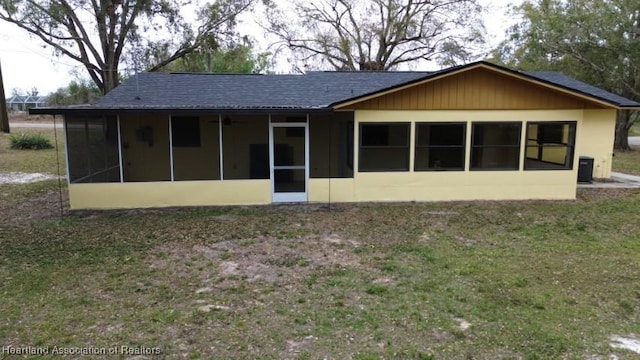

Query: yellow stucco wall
[[352, 172, 577, 201], [308, 179, 356, 202], [577, 110, 616, 179], [68, 181, 271, 209]]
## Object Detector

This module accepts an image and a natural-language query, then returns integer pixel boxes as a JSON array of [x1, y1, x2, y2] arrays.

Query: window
[[171, 117, 200, 147], [415, 123, 465, 171], [471, 122, 521, 170], [525, 122, 576, 170], [359, 123, 409, 172]]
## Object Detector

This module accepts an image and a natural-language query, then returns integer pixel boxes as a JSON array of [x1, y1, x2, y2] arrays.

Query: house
[[8, 95, 48, 112], [31, 61, 640, 209]]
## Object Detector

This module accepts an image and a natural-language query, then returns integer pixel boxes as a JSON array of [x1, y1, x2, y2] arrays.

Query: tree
[[0, 61, 9, 133], [492, 0, 640, 150], [161, 42, 270, 74], [265, 0, 484, 71], [0, 0, 253, 94], [48, 78, 101, 106]]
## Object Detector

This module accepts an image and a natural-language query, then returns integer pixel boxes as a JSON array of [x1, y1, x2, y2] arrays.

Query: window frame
[[524, 121, 577, 171], [414, 122, 466, 171], [470, 121, 522, 171], [358, 122, 410, 172]]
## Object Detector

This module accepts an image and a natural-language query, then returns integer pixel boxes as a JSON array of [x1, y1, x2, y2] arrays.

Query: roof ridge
[[307, 70, 434, 74], [168, 72, 265, 76]]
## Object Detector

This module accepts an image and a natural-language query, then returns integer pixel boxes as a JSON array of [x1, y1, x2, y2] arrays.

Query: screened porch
[[64, 112, 354, 202]]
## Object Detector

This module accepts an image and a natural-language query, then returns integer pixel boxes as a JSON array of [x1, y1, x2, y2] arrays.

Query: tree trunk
[[614, 110, 632, 151], [0, 61, 9, 134], [102, 66, 119, 95]]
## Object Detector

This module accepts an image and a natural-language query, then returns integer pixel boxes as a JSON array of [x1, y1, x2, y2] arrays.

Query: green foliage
[[9, 133, 54, 150], [47, 79, 101, 106], [495, 0, 640, 96], [492, 0, 640, 149], [130, 0, 255, 73], [162, 44, 270, 74]]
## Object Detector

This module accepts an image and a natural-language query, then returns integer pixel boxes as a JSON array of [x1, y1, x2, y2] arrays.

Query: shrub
[[9, 133, 54, 150]]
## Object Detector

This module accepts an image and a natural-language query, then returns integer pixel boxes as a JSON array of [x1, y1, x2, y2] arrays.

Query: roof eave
[[29, 106, 335, 116], [618, 105, 640, 110]]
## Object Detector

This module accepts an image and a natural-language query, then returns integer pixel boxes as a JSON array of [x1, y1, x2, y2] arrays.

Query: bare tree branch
[[266, 0, 483, 71], [0, 0, 254, 94]]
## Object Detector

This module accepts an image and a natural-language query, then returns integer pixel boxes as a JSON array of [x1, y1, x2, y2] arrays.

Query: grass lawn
[[0, 127, 65, 174], [613, 145, 640, 176], [613, 121, 640, 175], [1, 192, 640, 359], [2, 122, 640, 358], [0, 127, 66, 208]]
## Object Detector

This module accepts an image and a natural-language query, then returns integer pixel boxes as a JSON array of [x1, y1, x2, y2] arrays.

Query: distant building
[[7, 95, 48, 112]]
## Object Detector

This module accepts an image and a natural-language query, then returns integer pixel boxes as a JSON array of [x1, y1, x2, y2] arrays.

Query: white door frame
[[269, 115, 309, 203]]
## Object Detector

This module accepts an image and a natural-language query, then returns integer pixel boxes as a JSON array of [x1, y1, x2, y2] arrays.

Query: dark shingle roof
[[94, 71, 431, 109], [524, 71, 640, 108], [31, 61, 640, 114]]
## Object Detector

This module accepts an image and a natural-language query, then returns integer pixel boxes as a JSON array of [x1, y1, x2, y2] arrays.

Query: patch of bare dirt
[[149, 232, 363, 291], [285, 335, 316, 354], [1, 188, 69, 223], [8, 113, 52, 123], [577, 188, 640, 201]]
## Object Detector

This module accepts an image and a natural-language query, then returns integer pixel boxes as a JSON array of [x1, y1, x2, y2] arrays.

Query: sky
[[0, 0, 522, 96]]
